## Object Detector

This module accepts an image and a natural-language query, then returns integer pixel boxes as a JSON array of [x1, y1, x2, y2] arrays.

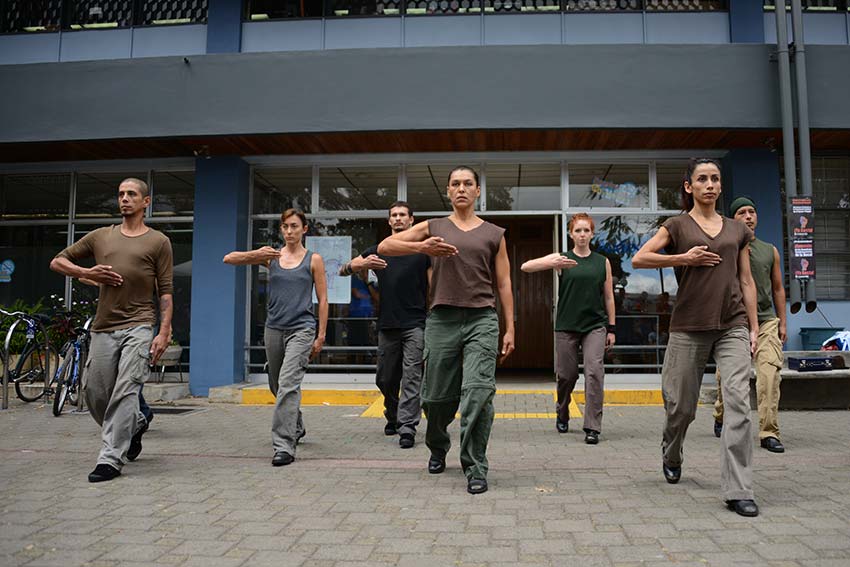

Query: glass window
[[248, 217, 388, 373], [565, 0, 641, 10], [152, 171, 194, 217], [68, 0, 134, 29], [656, 162, 687, 211], [253, 168, 313, 215], [406, 0, 482, 14], [568, 163, 649, 209], [319, 167, 397, 211], [0, 174, 70, 220], [811, 156, 850, 299], [1, 0, 63, 32], [485, 0, 561, 12], [326, 0, 402, 16], [245, 0, 323, 19], [138, 0, 208, 25], [75, 172, 147, 219], [486, 163, 560, 211], [0, 225, 67, 309], [405, 165, 455, 213], [646, 0, 727, 10]]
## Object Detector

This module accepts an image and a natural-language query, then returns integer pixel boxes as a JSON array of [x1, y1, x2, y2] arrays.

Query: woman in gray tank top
[[224, 209, 328, 467]]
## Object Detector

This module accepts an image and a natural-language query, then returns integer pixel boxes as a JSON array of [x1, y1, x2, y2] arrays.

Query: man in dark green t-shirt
[[714, 197, 787, 453]]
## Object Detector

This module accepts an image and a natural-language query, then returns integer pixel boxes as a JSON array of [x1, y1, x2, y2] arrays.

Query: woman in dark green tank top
[[521, 213, 616, 445]]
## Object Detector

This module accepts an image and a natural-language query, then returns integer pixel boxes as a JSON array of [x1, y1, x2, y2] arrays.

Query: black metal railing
[[1, 0, 207, 33]]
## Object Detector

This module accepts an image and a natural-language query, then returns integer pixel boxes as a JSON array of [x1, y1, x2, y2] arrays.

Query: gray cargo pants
[[265, 326, 314, 457], [85, 325, 152, 470], [661, 326, 754, 502], [376, 327, 425, 437]]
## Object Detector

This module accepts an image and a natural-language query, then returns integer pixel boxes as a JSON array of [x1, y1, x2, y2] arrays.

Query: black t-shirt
[[361, 245, 431, 330]]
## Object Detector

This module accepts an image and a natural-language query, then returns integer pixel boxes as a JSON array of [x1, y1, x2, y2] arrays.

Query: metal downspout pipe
[[774, 0, 804, 314], [790, 0, 817, 313]]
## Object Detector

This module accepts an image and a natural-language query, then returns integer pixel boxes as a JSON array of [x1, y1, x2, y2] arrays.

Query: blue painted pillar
[[207, 0, 243, 53], [189, 156, 249, 396], [722, 149, 784, 265], [728, 0, 765, 44]]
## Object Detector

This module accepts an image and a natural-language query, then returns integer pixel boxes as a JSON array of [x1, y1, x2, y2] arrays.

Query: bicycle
[[52, 316, 93, 416], [1, 308, 54, 405]]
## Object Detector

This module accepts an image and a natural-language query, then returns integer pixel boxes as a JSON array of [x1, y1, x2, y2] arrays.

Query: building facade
[[1, 0, 849, 395]]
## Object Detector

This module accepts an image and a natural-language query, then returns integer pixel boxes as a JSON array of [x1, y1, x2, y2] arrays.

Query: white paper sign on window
[[305, 236, 352, 305]]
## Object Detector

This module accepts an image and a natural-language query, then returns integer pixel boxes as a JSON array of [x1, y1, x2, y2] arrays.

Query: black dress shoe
[[427, 454, 446, 474], [88, 464, 121, 483], [556, 418, 569, 433], [760, 437, 785, 453], [662, 463, 681, 484], [384, 422, 397, 436], [272, 452, 295, 467], [726, 499, 759, 517], [584, 430, 599, 445], [714, 420, 722, 438], [467, 478, 488, 494], [399, 433, 415, 449]]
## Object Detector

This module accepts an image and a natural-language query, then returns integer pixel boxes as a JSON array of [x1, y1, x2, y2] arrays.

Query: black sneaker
[[467, 478, 488, 494], [272, 452, 295, 467], [127, 424, 147, 462], [427, 453, 446, 474], [399, 433, 415, 449], [584, 430, 600, 445], [88, 464, 121, 483], [714, 420, 722, 438], [556, 418, 569, 434], [296, 429, 306, 445], [384, 422, 397, 436]]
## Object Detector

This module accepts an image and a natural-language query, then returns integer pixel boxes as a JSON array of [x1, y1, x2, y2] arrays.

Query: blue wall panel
[[0, 33, 60, 64], [729, 0, 764, 43], [764, 13, 850, 45], [564, 13, 644, 44], [646, 13, 730, 44], [207, 0, 242, 53], [484, 14, 560, 46], [189, 156, 249, 396], [241, 20, 323, 52], [132, 25, 207, 58], [404, 15, 481, 47], [324, 17, 402, 50], [60, 29, 132, 62]]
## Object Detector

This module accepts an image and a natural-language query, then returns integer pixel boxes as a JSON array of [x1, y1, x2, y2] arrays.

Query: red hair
[[568, 213, 595, 233]]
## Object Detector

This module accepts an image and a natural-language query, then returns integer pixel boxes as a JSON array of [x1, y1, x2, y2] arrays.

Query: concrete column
[[207, 0, 243, 54], [189, 156, 249, 396], [729, 0, 765, 44]]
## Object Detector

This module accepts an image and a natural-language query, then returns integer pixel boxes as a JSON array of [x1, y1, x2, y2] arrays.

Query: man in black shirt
[[340, 202, 431, 448]]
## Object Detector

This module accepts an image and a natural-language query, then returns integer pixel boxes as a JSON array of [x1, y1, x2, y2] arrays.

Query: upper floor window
[[0, 0, 208, 33], [763, 0, 849, 11]]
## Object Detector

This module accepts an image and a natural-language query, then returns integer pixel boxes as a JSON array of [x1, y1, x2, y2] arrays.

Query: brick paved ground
[[1, 395, 848, 567]]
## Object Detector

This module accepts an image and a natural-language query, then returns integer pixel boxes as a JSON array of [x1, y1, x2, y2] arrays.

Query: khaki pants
[[555, 327, 606, 433], [85, 325, 152, 470], [661, 327, 754, 502], [714, 318, 783, 440]]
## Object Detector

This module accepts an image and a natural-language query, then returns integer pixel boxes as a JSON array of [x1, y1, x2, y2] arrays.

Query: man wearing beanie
[[714, 196, 788, 453]]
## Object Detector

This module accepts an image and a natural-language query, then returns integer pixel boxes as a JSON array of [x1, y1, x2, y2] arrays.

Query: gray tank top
[[265, 250, 317, 331]]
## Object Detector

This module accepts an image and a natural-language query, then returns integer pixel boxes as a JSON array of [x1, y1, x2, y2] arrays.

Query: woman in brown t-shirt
[[633, 158, 760, 518]]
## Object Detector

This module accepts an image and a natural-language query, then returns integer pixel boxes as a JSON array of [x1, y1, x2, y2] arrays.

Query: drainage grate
[[149, 406, 206, 416]]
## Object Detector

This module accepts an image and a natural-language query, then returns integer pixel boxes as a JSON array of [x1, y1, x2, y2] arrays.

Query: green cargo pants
[[421, 306, 499, 481]]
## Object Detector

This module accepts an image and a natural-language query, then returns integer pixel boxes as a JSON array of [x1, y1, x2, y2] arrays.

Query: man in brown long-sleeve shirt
[[51, 177, 173, 483]]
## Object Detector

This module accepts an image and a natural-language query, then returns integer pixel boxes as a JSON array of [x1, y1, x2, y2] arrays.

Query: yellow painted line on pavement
[[242, 387, 381, 406], [359, 394, 582, 419]]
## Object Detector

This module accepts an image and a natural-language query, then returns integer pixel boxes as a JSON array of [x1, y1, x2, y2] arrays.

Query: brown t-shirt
[[663, 214, 753, 332], [428, 217, 505, 309], [57, 225, 174, 332]]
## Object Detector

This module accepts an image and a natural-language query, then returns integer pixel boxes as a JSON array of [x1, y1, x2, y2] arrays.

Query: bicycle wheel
[[12, 342, 49, 403], [52, 356, 74, 416]]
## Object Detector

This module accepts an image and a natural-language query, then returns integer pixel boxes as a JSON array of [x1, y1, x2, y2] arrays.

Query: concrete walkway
[[1, 395, 848, 567]]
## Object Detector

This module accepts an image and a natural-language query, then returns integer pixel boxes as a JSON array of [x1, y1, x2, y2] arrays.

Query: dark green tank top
[[749, 237, 776, 323], [555, 250, 608, 333]]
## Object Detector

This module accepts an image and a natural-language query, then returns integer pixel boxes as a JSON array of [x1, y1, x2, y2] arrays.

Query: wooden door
[[495, 217, 555, 370]]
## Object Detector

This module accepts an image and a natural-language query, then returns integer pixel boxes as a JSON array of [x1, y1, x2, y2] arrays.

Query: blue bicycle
[[52, 316, 93, 416]]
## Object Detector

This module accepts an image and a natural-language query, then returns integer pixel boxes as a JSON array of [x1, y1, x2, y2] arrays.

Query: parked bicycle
[[52, 316, 93, 416], [1, 308, 53, 405]]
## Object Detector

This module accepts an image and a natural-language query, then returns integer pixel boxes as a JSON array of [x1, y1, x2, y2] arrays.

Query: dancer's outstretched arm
[[222, 246, 279, 266]]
